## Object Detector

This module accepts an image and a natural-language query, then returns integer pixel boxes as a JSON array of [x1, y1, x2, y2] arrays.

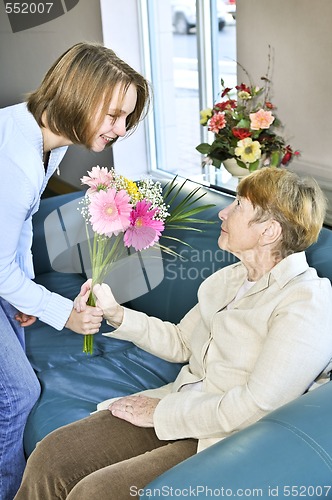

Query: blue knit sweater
[[0, 102, 73, 329]]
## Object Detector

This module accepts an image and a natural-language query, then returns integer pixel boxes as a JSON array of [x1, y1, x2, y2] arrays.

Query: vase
[[223, 158, 251, 179]]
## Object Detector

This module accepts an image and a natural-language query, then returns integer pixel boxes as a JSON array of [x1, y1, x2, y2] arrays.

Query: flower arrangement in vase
[[196, 59, 299, 175]]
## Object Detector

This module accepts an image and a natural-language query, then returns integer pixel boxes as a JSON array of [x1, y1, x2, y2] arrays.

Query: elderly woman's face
[[218, 196, 266, 258]]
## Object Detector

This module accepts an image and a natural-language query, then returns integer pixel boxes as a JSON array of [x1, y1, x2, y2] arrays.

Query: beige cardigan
[[99, 252, 332, 452]]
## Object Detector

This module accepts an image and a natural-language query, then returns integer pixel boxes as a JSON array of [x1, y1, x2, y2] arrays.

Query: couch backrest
[[32, 191, 84, 276], [306, 226, 332, 282]]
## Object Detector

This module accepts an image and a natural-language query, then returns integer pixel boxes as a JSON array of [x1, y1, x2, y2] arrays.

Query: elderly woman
[[15, 168, 332, 499]]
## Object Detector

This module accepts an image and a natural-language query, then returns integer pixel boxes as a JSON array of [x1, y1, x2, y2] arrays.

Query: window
[[140, 0, 236, 184]]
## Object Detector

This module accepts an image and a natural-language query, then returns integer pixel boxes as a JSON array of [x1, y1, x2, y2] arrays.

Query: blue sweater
[[0, 102, 73, 330]]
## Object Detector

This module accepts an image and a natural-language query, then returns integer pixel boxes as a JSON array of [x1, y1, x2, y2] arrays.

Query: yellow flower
[[238, 91, 251, 101], [200, 108, 213, 125], [119, 176, 141, 202], [235, 137, 262, 163]]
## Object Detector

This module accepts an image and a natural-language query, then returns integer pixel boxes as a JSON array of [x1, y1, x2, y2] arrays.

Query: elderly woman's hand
[[93, 283, 123, 325], [74, 280, 123, 327], [109, 395, 160, 428]]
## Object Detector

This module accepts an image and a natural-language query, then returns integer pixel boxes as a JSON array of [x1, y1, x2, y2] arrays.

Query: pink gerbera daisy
[[124, 200, 165, 251], [81, 165, 114, 196], [89, 188, 132, 236]]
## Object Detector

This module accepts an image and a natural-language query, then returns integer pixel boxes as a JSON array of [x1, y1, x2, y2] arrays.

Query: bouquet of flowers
[[196, 70, 299, 172], [80, 166, 214, 354]]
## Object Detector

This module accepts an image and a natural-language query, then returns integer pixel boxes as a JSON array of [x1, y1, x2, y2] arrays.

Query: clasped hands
[[74, 279, 124, 327], [67, 279, 122, 336], [74, 279, 160, 427]]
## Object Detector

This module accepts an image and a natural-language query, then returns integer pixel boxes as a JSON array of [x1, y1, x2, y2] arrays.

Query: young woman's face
[[91, 83, 138, 153]]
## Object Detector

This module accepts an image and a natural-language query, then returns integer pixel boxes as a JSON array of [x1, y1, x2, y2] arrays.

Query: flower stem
[[82, 234, 123, 355], [83, 334, 94, 355], [83, 289, 96, 355]]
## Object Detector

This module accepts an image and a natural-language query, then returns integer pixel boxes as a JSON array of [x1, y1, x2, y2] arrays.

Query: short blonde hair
[[238, 168, 327, 255], [27, 42, 151, 148]]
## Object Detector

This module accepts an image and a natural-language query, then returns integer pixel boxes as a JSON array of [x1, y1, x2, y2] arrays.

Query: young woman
[[0, 41, 150, 500], [15, 168, 332, 499]]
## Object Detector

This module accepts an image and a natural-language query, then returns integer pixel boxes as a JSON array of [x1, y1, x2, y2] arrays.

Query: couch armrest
[[141, 382, 332, 496]]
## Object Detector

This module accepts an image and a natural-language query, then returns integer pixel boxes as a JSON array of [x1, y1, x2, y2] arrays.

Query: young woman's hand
[[65, 305, 103, 335], [73, 279, 93, 312], [15, 312, 37, 327]]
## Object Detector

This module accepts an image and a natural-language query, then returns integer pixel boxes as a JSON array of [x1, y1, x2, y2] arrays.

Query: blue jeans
[[0, 298, 40, 500]]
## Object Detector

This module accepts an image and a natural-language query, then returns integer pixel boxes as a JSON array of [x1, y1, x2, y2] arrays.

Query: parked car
[[171, 0, 228, 34], [224, 0, 236, 19]]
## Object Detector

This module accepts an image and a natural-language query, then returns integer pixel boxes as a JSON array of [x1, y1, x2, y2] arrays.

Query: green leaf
[[167, 201, 214, 222], [167, 218, 216, 227], [236, 118, 250, 129], [162, 178, 216, 239], [196, 143, 212, 154], [168, 192, 209, 216], [211, 158, 222, 168], [165, 226, 204, 232], [249, 159, 259, 171], [161, 235, 193, 247], [169, 211, 215, 223], [162, 175, 178, 195], [236, 159, 248, 169], [164, 178, 190, 208], [270, 150, 281, 167]]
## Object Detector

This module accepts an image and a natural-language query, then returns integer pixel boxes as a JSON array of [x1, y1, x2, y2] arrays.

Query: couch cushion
[[24, 336, 182, 456]]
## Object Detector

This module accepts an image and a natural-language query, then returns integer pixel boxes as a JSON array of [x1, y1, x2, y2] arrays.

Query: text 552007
[[5, 3, 53, 14]]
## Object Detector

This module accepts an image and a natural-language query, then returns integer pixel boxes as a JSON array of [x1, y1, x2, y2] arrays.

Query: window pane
[[171, 0, 200, 179], [217, 0, 237, 91], [209, 0, 238, 188], [146, 0, 236, 182]]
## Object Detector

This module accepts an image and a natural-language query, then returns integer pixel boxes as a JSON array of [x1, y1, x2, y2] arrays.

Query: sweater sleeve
[[103, 304, 202, 363]]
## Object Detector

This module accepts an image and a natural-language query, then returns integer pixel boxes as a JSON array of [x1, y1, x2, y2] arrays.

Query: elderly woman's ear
[[260, 219, 282, 246]]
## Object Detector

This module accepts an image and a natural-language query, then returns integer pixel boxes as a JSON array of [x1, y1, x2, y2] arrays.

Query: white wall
[[236, 0, 332, 222], [0, 0, 103, 106], [0, 0, 114, 188]]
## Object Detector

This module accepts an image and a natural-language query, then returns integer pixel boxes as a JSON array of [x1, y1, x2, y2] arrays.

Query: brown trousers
[[15, 410, 197, 500]]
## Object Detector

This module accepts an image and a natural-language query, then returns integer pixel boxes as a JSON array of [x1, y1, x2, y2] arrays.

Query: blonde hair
[[27, 42, 151, 148], [238, 168, 327, 255]]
